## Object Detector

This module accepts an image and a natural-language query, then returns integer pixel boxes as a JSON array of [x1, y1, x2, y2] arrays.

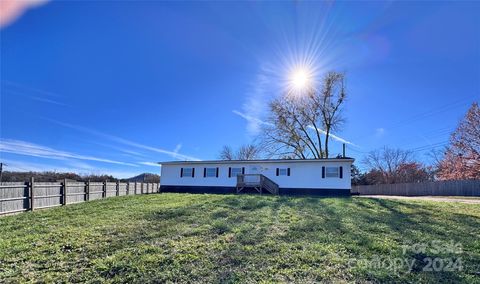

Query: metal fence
[[0, 179, 159, 215], [351, 180, 480, 196]]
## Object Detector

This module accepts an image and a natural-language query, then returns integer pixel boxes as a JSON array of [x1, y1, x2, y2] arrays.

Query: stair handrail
[[260, 174, 279, 194]]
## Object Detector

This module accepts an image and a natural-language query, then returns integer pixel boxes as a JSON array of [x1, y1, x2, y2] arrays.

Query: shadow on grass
[[147, 196, 472, 281], [62, 195, 480, 282], [3, 194, 477, 283]]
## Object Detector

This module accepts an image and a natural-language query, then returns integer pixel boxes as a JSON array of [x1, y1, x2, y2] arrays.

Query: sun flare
[[292, 69, 309, 89], [288, 66, 314, 94]]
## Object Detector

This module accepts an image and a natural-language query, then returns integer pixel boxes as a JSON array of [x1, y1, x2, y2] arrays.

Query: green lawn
[[1, 193, 479, 283]]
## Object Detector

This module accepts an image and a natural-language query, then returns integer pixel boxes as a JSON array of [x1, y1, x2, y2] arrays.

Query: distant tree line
[[0, 172, 160, 183]]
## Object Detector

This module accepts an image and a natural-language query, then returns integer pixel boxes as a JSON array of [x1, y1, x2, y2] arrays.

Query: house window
[[230, 167, 243, 177], [204, 167, 218, 178], [276, 168, 290, 176], [325, 167, 339, 178], [181, 167, 194, 177]]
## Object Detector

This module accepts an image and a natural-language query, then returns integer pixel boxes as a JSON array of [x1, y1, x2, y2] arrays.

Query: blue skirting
[[160, 185, 351, 196]]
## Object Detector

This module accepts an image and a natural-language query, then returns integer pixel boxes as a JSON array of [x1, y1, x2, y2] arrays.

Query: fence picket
[[29, 177, 34, 211]]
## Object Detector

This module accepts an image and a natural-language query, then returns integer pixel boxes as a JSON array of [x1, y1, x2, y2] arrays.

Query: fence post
[[103, 180, 107, 199], [29, 177, 35, 211], [86, 180, 90, 201], [116, 181, 120, 196], [63, 178, 68, 206], [134, 182, 137, 195], [126, 182, 129, 195]]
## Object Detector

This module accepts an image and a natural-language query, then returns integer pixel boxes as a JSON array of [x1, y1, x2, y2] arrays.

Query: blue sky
[[1, 1, 479, 177]]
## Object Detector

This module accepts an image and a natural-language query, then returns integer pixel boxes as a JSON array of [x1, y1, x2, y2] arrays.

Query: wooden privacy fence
[[351, 180, 480, 196], [0, 179, 160, 215]]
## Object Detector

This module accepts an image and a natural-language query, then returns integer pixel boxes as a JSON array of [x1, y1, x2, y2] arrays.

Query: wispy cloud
[[307, 126, 357, 146], [240, 69, 277, 136], [2, 81, 66, 106], [233, 110, 357, 146], [233, 110, 272, 127], [27, 96, 66, 106], [0, 139, 138, 167], [173, 143, 182, 153], [89, 141, 147, 158], [46, 119, 201, 161], [138, 162, 162, 167], [2, 80, 61, 97], [375, 128, 385, 138]]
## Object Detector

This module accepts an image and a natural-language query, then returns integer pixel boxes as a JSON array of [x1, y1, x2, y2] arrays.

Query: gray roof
[[159, 158, 354, 165]]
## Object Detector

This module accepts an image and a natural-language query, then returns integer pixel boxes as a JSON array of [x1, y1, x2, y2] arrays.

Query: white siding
[[161, 160, 352, 189]]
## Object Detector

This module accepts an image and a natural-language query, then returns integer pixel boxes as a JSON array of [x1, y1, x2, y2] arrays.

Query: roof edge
[[159, 158, 355, 165]]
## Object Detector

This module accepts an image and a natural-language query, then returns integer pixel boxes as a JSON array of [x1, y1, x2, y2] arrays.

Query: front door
[[249, 166, 260, 174]]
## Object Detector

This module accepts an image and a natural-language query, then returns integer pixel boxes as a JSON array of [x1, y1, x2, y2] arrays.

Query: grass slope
[[0, 194, 479, 283]]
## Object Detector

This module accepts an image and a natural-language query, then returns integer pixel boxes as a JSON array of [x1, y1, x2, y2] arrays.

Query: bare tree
[[218, 144, 260, 160], [263, 95, 316, 159], [363, 147, 414, 184], [237, 144, 260, 160], [263, 71, 346, 159], [427, 148, 445, 177], [219, 145, 235, 160]]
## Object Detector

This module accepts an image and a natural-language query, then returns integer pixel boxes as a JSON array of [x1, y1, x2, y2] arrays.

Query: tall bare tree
[[262, 71, 346, 159], [318, 72, 346, 158], [437, 102, 480, 180]]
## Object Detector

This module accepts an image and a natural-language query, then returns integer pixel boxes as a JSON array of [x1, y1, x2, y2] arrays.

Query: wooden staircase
[[236, 174, 279, 195]]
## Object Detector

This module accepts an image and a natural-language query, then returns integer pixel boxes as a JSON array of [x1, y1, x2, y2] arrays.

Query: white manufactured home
[[159, 158, 354, 195]]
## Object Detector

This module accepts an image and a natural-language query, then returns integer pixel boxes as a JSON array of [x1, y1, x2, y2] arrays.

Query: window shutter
[[228, 167, 231, 178], [216, 167, 219, 178], [287, 168, 291, 176], [180, 168, 183, 177], [192, 168, 195, 177], [242, 167, 245, 174], [339, 166, 343, 179], [203, 168, 206, 178], [276, 168, 279, 176], [322, 166, 325, 178]]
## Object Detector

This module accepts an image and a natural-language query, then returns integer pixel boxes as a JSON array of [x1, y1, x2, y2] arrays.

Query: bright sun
[[289, 67, 312, 93]]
